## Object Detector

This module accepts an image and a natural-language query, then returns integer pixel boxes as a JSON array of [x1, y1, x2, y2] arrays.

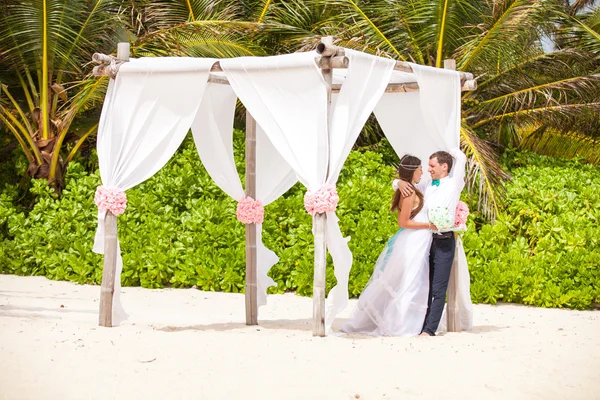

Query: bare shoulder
[[402, 191, 416, 203]]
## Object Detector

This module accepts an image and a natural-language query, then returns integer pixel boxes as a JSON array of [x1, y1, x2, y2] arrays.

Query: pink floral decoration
[[304, 185, 339, 216], [454, 201, 470, 227], [236, 197, 264, 224], [94, 186, 127, 216]]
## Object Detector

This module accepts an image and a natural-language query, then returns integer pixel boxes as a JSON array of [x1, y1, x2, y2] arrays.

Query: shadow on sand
[[154, 318, 315, 333]]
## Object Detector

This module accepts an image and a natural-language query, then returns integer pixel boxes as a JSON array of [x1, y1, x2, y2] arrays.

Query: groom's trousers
[[422, 232, 456, 336]]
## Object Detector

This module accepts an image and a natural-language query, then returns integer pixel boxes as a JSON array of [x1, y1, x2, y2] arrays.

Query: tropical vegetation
[[1, 0, 599, 217], [1, 1, 599, 310], [1, 134, 598, 309]]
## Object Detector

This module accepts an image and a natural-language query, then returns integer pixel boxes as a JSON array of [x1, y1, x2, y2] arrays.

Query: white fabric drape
[[323, 50, 395, 329], [93, 57, 215, 324], [220, 52, 326, 311], [190, 83, 297, 307], [221, 52, 328, 190], [374, 63, 473, 331], [374, 64, 461, 173], [438, 236, 474, 332], [221, 50, 394, 330]]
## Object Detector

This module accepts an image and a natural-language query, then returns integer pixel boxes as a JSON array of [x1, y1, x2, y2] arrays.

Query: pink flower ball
[[304, 185, 339, 215], [236, 197, 264, 224], [454, 201, 470, 227], [94, 186, 127, 216]]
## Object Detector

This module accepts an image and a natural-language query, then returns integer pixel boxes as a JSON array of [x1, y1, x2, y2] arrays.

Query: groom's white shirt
[[417, 149, 467, 232]]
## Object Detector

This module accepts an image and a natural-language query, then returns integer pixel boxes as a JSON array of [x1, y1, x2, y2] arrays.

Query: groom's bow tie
[[431, 180, 440, 187]]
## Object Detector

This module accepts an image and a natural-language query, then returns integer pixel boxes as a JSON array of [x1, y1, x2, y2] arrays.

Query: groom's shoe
[[418, 332, 434, 337]]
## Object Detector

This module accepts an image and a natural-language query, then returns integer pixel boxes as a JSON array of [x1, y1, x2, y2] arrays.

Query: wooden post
[[99, 210, 117, 326], [444, 58, 460, 333], [98, 42, 130, 327], [313, 213, 327, 336], [117, 42, 130, 62], [245, 110, 258, 326], [312, 36, 335, 337]]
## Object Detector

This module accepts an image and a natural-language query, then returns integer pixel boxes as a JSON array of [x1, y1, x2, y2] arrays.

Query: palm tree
[[268, 0, 600, 219], [516, 3, 600, 163], [2, 0, 598, 220], [0, 0, 262, 190], [0, 0, 125, 190]]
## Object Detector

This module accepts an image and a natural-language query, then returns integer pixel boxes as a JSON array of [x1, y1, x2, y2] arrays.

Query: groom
[[398, 151, 462, 336]]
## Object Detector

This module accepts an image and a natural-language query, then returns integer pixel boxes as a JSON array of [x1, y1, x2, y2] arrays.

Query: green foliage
[[0, 131, 397, 297], [464, 151, 600, 309], [1, 135, 599, 309]]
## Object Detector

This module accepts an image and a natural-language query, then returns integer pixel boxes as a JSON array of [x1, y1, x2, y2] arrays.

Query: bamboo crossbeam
[[209, 75, 476, 92], [315, 40, 473, 81], [94, 52, 477, 92], [395, 60, 474, 81], [332, 82, 446, 93]]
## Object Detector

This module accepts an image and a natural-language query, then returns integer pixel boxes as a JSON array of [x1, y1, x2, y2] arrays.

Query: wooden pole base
[[99, 211, 117, 327], [312, 213, 327, 337], [447, 238, 460, 332]]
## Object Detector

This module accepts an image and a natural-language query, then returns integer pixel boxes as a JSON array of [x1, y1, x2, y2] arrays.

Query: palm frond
[[323, 0, 410, 59], [557, 8, 600, 60], [472, 101, 600, 131], [520, 124, 600, 164], [132, 20, 264, 57], [461, 122, 510, 221], [457, 0, 559, 72], [472, 74, 600, 126]]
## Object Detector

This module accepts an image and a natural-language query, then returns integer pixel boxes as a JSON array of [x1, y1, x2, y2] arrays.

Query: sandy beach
[[1, 274, 599, 400]]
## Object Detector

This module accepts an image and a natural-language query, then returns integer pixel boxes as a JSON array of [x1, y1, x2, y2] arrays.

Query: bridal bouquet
[[429, 201, 470, 232], [428, 207, 455, 231]]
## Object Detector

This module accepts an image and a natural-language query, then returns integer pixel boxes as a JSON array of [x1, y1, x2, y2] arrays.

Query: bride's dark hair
[[391, 155, 424, 218]]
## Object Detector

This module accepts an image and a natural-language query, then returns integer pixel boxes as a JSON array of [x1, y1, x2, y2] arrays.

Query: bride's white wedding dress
[[341, 203, 432, 336]]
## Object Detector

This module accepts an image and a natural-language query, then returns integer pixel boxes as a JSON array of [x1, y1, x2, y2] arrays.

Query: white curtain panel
[[93, 57, 216, 324], [190, 83, 297, 307], [220, 52, 327, 309], [255, 125, 298, 306], [220, 52, 329, 190], [221, 50, 394, 330], [192, 83, 244, 200], [374, 62, 473, 331], [323, 50, 395, 329], [438, 236, 474, 332]]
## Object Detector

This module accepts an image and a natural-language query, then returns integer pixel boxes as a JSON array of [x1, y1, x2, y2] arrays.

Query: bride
[[341, 154, 437, 336]]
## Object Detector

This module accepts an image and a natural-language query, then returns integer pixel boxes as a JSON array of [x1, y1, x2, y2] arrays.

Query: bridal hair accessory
[[94, 186, 127, 216], [398, 155, 421, 170], [236, 196, 264, 224], [304, 185, 339, 215]]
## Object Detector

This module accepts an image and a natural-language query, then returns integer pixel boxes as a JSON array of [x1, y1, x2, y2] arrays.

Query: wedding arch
[[91, 37, 477, 336]]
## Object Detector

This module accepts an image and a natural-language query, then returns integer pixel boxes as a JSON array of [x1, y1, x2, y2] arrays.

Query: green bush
[[0, 132, 397, 296], [464, 151, 600, 309], [1, 135, 599, 309]]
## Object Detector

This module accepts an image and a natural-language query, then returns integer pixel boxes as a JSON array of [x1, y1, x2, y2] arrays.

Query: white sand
[[1, 275, 599, 400]]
